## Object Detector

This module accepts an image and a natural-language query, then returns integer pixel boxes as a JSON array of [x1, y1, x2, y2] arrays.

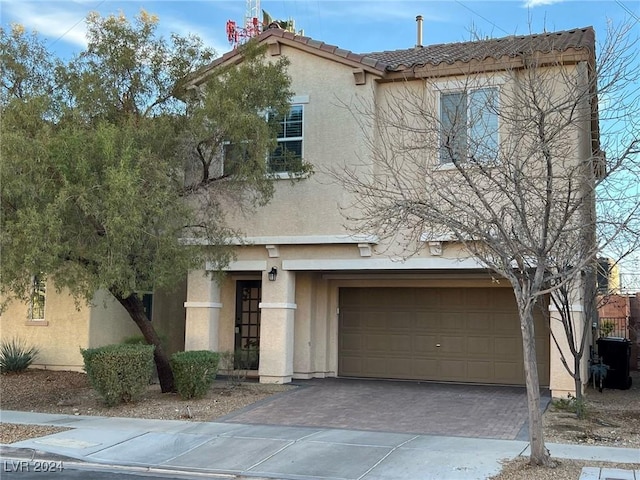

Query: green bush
[[552, 393, 588, 419], [170, 350, 219, 399], [0, 337, 39, 373], [81, 343, 155, 406]]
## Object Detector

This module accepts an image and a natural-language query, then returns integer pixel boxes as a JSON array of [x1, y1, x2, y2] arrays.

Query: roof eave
[[185, 29, 386, 89], [377, 47, 594, 82]]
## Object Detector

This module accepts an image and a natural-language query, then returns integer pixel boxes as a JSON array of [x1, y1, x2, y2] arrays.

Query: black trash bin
[[597, 337, 632, 390]]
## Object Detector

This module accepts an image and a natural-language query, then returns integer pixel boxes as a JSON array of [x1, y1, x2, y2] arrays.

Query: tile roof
[[363, 27, 595, 71], [199, 26, 595, 82]]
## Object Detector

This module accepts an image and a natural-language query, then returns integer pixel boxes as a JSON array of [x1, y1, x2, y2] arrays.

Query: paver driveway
[[219, 378, 551, 441]]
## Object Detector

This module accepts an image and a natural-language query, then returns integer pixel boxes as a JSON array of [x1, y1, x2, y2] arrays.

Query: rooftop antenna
[[226, 0, 262, 48]]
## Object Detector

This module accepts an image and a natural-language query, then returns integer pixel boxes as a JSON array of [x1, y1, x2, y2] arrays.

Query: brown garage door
[[338, 287, 549, 385]]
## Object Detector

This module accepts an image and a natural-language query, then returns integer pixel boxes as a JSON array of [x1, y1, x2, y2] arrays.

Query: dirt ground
[[0, 368, 291, 443], [1, 368, 639, 479], [494, 369, 640, 480], [542, 370, 640, 449]]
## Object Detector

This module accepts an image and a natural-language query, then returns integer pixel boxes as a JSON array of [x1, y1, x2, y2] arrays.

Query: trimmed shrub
[[0, 337, 39, 373], [170, 350, 219, 399], [81, 343, 155, 406]]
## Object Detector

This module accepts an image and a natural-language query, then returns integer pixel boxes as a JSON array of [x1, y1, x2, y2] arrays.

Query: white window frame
[[28, 275, 46, 322], [437, 84, 501, 166], [222, 140, 250, 177], [268, 104, 303, 173], [267, 95, 309, 180], [221, 95, 309, 180]]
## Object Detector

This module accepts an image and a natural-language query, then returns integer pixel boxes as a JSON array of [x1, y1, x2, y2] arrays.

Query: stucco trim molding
[[357, 243, 372, 257], [549, 304, 585, 312], [283, 257, 485, 271], [25, 320, 49, 326], [188, 235, 379, 247], [428, 241, 443, 256], [266, 244, 280, 258], [259, 302, 297, 310], [420, 232, 456, 242], [207, 260, 267, 271], [184, 302, 223, 309], [234, 234, 379, 246]]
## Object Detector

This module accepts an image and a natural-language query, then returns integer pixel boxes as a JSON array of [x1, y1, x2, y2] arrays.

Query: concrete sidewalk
[[1, 411, 638, 480]]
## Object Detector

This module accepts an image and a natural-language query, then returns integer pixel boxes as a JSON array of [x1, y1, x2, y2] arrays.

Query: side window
[[440, 87, 499, 164], [223, 142, 249, 176], [29, 275, 46, 321], [268, 104, 303, 173]]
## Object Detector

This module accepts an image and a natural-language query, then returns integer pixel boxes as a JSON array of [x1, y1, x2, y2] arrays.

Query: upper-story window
[[223, 142, 249, 176], [439, 87, 499, 164], [29, 275, 46, 321], [268, 104, 303, 173]]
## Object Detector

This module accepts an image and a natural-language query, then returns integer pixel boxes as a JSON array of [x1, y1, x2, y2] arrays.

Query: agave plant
[[0, 337, 39, 373]]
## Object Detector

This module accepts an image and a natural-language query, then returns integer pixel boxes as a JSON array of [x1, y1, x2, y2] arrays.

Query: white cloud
[[160, 17, 229, 57], [1, 1, 88, 47], [522, 0, 566, 7]]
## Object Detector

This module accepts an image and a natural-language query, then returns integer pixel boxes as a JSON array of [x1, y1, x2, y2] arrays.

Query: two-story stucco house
[[1, 25, 598, 398]]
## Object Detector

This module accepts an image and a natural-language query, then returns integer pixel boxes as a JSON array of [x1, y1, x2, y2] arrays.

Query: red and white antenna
[[226, 0, 262, 48]]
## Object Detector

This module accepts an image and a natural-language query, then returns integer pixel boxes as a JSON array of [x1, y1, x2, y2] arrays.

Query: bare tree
[[333, 23, 639, 466]]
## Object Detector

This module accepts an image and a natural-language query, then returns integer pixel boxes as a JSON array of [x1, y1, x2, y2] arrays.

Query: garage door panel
[[338, 287, 550, 385], [413, 335, 438, 353], [440, 335, 465, 353], [366, 334, 411, 352], [495, 362, 522, 382], [494, 337, 520, 358], [468, 361, 493, 380], [440, 359, 466, 379], [341, 311, 363, 329], [358, 358, 383, 376], [467, 313, 491, 331], [387, 358, 413, 376], [368, 312, 391, 329], [340, 356, 363, 375], [388, 312, 413, 329], [440, 313, 467, 331], [467, 336, 493, 356], [412, 359, 439, 377], [340, 333, 363, 351], [465, 289, 492, 308], [493, 313, 519, 332], [415, 312, 442, 330]]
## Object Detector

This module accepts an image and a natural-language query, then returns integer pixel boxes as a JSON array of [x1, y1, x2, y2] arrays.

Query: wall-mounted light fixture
[[268, 267, 278, 281]]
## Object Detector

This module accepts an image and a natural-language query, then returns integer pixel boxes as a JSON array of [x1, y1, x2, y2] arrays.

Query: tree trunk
[[112, 290, 175, 393], [574, 354, 586, 418], [520, 306, 554, 466]]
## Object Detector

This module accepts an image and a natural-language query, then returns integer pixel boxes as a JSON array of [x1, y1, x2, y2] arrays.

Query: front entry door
[[234, 280, 261, 370]]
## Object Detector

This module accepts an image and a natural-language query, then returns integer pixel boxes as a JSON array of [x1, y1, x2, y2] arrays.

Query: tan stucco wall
[[87, 290, 141, 349], [152, 280, 187, 356], [221, 45, 373, 239], [0, 281, 90, 371], [0, 283, 185, 372]]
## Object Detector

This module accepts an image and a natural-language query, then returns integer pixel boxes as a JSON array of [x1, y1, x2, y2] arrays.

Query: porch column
[[549, 303, 589, 398], [184, 270, 222, 351], [259, 267, 295, 384]]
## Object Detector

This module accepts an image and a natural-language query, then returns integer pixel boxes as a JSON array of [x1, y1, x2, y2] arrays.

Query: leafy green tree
[[1, 12, 299, 392]]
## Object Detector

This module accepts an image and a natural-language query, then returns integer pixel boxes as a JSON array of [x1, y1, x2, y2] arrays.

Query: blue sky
[[0, 0, 638, 59]]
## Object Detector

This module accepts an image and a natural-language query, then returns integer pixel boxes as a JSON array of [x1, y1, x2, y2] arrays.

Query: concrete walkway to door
[[218, 378, 550, 441]]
